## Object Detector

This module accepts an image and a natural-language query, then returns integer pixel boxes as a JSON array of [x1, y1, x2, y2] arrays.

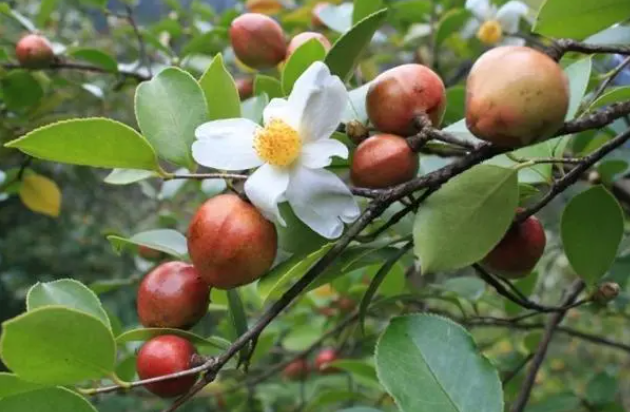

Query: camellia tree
[[2, 0, 630, 411]]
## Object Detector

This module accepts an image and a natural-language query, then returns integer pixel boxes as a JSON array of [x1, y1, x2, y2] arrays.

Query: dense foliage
[[1, 0, 630, 412]]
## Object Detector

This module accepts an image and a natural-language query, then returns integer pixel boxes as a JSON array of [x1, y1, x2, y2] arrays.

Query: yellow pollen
[[254, 119, 302, 167], [477, 20, 503, 45]]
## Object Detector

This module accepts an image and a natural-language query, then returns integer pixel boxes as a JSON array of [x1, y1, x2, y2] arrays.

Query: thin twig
[[123, 5, 153, 76], [549, 39, 630, 61], [502, 353, 534, 386], [2, 61, 149, 81], [166, 173, 249, 181], [589, 56, 630, 105]]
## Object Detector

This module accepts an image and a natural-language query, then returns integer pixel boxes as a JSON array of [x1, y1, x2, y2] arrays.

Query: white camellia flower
[[463, 0, 529, 46], [192, 61, 360, 239]]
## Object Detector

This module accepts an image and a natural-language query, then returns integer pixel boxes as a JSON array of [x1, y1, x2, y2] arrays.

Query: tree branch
[[549, 39, 630, 61], [1, 61, 149, 81]]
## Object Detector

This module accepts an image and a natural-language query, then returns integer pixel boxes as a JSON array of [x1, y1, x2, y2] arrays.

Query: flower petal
[[244, 163, 290, 225], [465, 0, 493, 20], [497, 1, 528, 33], [288, 62, 348, 142], [263, 98, 297, 128], [461, 19, 481, 39], [500, 36, 526, 46], [286, 167, 360, 239], [300, 139, 349, 169], [193, 119, 263, 170]]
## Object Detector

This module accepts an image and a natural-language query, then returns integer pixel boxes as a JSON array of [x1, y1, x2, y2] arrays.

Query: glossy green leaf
[[414, 165, 519, 274], [199, 54, 241, 120], [505, 272, 539, 316], [116, 328, 230, 351], [103, 169, 156, 185], [1, 307, 116, 385], [325, 9, 388, 81], [258, 243, 333, 302], [444, 86, 466, 125], [0, 373, 45, 399], [277, 200, 327, 256], [135, 67, 207, 169], [68, 48, 118, 72], [376, 314, 502, 412], [390, 0, 432, 23], [526, 393, 581, 412], [306, 389, 360, 411], [331, 359, 380, 388], [487, 142, 553, 184], [586, 372, 618, 406], [227, 289, 250, 362], [599, 159, 628, 186], [441, 277, 486, 301], [36, 0, 59, 26], [564, 56, 592, 120], [0, 387, 97, 412], [353, 0, 383, 24], [1, 70, 43, 110], [114, 355, 137, 383], [435, 9, 470, 46], [107, 229, 187, 259], [534, 0, 630, 40], [254, 75, 283, 99], [242, 94, 269, 123], [26, 279, 110, 329], [282, 39, 327, 94], [561, 186, 623, 285], [282, 322, 324, 351], [588, 86, 630, 111], [5, 118, 160, 171]]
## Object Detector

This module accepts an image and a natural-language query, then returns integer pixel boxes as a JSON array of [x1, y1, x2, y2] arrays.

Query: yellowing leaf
[[19, 174, 61, 217], [246, 0, 283, 15]]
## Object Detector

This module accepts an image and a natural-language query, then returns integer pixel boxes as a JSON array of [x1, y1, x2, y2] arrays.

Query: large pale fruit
[[229, 13, 286, 69], [187, 194, 278, 289], [466, 46, 570, 147]]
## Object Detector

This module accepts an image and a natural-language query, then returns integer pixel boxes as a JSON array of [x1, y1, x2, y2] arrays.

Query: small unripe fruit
[[137, 261, 210, 329], [367, 64, 446, 136], [335, 297, 355, 313], [282, 359, 309, 380], [230, 13, 286, 69], [466, 46, 570, 148], [286, 32, 331, 58], [346, 120, 369, 145], [311, 3, 328, 27], [351, 134, 419, 188], [592, 282, 620, 304], [315, 348, 339, 374], [15, 34, 55, 68], [187, 194, 277, 289], [236, 77, 254, 100], [318, 306, 336, 317], [482, 214, 546, 279], [138, 245, 163, 261], [136, 335, 199, 398]]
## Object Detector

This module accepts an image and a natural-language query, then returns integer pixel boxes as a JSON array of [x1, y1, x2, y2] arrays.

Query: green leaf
[[414, 165, 519, 273], [68, 48, 118, 72], [107, 229, 187, 259], [277, 203, 328, 255], [258, 243, 333, 302], [504, 272, 539, 315], [337, 408, 383, 412], [241, 94, 269, 123], [26, 279, 110, 329], [282, 322, 324, 351], [0, 6, 37, 31], [254, 75, 284, 99], [37, 0, 59, 26], [444, 86, 466, 125], [440, 277, 486, 301], [390, 0, 432, 24], [0, 387, 97, 412], [359, 245, 412, 331], [375, 314, 502, 412], [317, 3, 354, 33], [5, 118, 160, 171], [330, 359, 380, 388], [78, 0, 107, 7], [435, 9, 471, 46], [0, 373, 45, 399], [199, 54, 241, 120], [116, 328, 230, 351], [325, 9, 388, 81], [1, 70, 43, 110], [103, 169, 156, 185], [353, 0, 383, 24], [588, 86, 630, 111], [226, 289, 250, 362], [115, 355, 137, 382], [586, 372, 617, 406], [306, 389, 360, 411], [135, 67, 207, 169], [1, 307, 116, 385], [564, 56, 592, 120], [181, 29, 227, 57], [487, 142, 553, 184], [561, 186, 623, 285], [526, 393, 581, 412], [533, 0, 630, 40], [282, 39, 327, 94]]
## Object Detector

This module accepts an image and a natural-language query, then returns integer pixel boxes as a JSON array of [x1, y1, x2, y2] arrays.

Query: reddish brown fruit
[[15, 34, 55, 68], [466, 46, 569, 148], [335, 297, 355, 313], [311, 3, 328, 27], [187, 194, 278, 289], [136, 335, 199, 398], [482, 214, 546, 279], [137, 261, 210, 329], [282, 359, 309, 380], [230, 13, 286, 69], [351, 134, 419, 188], [138, 245, 163, 261], [366, 64, 446, 136], [318, 306, 336, 317], [236, 77, 254, 100], [315, 348, 340, 374], [286, 32, 331, 58]]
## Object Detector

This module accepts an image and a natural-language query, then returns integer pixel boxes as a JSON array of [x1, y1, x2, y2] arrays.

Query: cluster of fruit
[[282, 348, 341, 381], [134, 194, 279, 397]]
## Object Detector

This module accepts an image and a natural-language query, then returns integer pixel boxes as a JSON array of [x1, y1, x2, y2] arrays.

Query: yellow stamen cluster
[[477, 20, 503, 45], [254, 118, 302, 167]]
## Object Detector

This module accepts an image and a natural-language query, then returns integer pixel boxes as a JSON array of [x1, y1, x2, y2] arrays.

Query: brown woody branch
[[549, 39, 630, 61]]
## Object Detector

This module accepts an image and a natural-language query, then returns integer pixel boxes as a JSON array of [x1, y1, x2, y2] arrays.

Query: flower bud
[[592, 282, 620, 304]]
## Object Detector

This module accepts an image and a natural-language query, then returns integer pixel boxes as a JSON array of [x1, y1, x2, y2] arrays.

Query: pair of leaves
[[0, 375, 96, 412]]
